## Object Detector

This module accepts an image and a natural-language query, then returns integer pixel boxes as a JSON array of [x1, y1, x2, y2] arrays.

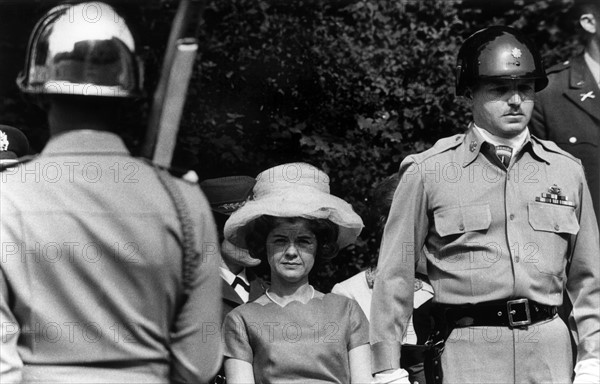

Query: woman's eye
[[298, 238, 315, 246]]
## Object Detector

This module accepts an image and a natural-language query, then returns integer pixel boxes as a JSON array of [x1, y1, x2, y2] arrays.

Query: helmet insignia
[[0, 131, 9, 151], [511, 48, 522, 59]]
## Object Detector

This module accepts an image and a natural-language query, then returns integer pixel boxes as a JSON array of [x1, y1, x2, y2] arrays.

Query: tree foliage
[[0, 0, 581, 291], [178, 0, 578, 290]]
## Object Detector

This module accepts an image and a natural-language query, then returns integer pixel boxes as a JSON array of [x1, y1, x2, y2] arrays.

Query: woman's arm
[[349, 344, 373, 384], [224, 357, 255, 384]]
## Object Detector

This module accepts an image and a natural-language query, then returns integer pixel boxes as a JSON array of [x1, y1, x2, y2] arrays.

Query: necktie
[[495, 145, 512, 168], [231, 276, 250, 292]]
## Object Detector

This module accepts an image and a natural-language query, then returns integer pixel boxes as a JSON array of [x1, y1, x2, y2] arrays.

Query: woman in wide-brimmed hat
[[222, 163, 371, 384]]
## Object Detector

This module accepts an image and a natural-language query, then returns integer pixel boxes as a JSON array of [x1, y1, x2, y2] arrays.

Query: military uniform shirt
[[370, 126, 600, 374], [0, 130, 223, 383]]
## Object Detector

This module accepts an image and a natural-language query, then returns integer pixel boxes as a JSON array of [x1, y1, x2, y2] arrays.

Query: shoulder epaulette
[[410, 133, 464, 163], [531, 136, 581, 164], [0, 154, 37, 172], [546, 60, 570, 76]]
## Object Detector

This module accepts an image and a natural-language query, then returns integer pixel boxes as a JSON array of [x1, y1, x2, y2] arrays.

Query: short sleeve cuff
[[371, 341, 401, 374]]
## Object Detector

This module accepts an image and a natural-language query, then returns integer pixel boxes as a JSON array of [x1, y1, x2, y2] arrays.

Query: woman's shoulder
[[226, 294, 272, 319]]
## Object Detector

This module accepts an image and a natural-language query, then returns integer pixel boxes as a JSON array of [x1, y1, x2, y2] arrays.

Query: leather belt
[[439, 298, 558, 329]]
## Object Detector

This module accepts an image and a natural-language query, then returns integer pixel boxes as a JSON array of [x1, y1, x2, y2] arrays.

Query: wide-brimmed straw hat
[[224, 163, 363, 249]]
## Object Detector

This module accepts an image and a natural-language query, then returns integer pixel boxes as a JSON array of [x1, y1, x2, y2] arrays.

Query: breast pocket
[[434, 204, 491, 237], [527, 202, 579, 276], [433, 204, 493, 271]]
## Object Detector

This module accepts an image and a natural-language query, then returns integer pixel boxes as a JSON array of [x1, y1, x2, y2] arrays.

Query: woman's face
[[266, 219, 317, 284]]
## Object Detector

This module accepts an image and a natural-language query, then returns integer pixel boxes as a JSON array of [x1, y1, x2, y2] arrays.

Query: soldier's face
[[471, 79, 535, 138]]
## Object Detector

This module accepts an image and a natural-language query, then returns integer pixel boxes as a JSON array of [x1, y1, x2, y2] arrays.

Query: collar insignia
[[580, 91, 595, 102], [511, 48, 522, 59], [0, 131, 9, 151], [365, 266, 376, 289], [469, 140, 477, 152], [217, 201, 246, 211]]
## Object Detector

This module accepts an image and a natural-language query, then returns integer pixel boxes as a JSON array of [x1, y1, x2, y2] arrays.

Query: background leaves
[[0, 0, 580, 291]]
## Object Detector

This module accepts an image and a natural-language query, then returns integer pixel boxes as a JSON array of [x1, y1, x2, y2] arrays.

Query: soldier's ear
[[580, 13, 597, 34]]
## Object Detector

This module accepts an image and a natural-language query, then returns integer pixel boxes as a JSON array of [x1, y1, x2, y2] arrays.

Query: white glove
[[372, 368, 411, 384], [182, 170, 199, 183], [573, 359, 600, 384]]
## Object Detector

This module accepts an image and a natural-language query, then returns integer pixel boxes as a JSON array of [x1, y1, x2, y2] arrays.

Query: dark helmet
[[455, 26, 548, 96], [0, 125, 29, 163], [17, 2, 143, 98]]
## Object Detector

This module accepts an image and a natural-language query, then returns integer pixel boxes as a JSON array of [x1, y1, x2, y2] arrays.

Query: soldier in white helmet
[[0, 3, 222, 383]]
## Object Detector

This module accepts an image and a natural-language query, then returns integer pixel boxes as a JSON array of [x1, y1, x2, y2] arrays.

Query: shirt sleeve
[[0, 269, 23, 383], [566, 170, 600, 365], [370, 157, 429, 373], [223, 310, 254, 363], [347, 298, 370, 351], [169, 191, 224, 384]]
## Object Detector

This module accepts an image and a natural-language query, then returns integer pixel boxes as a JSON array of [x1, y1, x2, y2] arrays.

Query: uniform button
[[554, 224, 560, 231], [509, 214, 515, 220], [569, 137, 577, 143], [458, 224, 465, 231]]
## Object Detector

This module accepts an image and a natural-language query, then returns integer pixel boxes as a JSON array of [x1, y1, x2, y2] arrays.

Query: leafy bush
[[0, 0, 581, 291], [179, 0, 578, 290]]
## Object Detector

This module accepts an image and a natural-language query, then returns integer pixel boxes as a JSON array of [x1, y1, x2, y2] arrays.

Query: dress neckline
[[265, 285, 315, 308]]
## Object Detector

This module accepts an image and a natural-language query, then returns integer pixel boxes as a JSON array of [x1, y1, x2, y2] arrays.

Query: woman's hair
[[245, 215, 339, 263]]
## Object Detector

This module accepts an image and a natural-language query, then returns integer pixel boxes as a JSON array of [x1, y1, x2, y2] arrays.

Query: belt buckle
[[507, 298, 531, 327]]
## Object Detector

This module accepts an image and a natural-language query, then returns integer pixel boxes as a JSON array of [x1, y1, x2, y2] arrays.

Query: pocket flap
[[434, 204, 491, 237], [528, 202, 580, 235]]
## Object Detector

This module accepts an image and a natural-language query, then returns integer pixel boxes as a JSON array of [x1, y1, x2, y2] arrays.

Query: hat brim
[[224, 189, 363, 249]]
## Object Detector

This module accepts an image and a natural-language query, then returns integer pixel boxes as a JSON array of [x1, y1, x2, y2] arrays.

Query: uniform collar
[[461, 124, 487, 167], [569, 55, 598, 89], [584, 51, 600, 86], [219, 267, 249, 286], [565, 55, 600, 122], [42, 130, 130, 156], [461, 123, 550, 166], [473, 124, 528, 149]]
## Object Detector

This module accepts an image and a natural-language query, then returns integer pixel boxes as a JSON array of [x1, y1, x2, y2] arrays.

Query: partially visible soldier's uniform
[[199, 176, 269, 320], [531, 56, 600, 228], [200, 176, 268, 384], [370, 26, 600, 384], [0, 3, 222, 383]]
